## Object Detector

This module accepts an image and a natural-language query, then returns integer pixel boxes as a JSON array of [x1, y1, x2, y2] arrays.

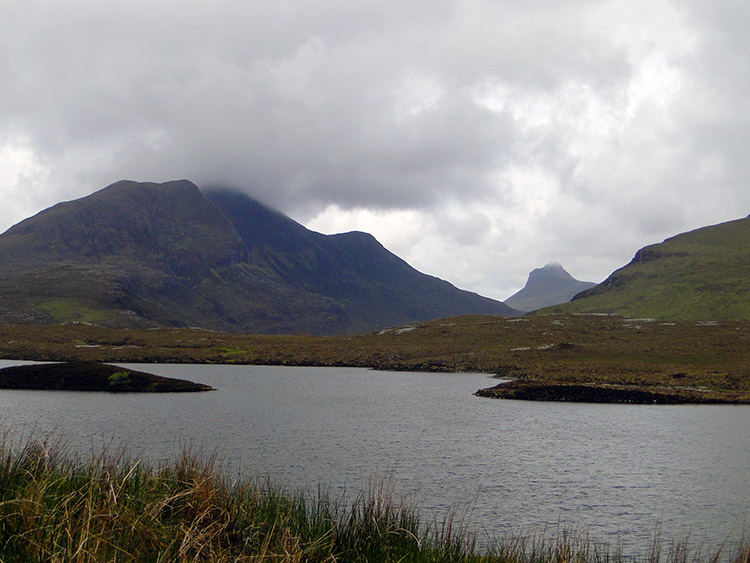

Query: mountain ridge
[[0, 180, 518, 334]]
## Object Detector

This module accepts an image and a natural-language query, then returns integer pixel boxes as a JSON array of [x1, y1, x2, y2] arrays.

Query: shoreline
[[474, 379, 749, 404]]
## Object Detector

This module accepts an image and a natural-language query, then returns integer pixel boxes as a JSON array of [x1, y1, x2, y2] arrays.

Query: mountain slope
[[0, 180, 284, 331], [0, 180, 517, 334], [504, 263, 595, 312], [545, 215, 750, 320], [205, 189, 514, 330]]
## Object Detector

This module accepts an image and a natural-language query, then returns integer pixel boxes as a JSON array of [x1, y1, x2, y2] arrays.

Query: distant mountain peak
[[529, 262, 571, 278], [505, 263, 596, 312]]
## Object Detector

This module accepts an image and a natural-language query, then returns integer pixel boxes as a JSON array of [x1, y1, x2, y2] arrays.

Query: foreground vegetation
[[1, 313, 749, 402], [0, 438, 746, 562]]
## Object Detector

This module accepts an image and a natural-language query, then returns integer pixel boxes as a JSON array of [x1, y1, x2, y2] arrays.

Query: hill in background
[[504, 263, 596, 312], [545, 215, 750, 320], [0, 180, 517, 334]]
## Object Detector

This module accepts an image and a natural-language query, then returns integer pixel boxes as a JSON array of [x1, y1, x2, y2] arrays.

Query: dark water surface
[[1, 361, 748, 556]]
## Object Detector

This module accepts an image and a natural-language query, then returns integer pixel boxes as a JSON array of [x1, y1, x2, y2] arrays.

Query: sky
[[2, 1, 749, 301]]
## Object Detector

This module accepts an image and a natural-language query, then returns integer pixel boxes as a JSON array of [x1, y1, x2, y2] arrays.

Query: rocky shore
[[475, 379, 747, 404]]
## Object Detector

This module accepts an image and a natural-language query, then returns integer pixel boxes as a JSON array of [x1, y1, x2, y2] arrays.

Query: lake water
[[1, 360, 748, 557]]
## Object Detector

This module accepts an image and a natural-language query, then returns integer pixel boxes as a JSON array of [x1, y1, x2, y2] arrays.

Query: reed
[[0, 437, 747, 562]]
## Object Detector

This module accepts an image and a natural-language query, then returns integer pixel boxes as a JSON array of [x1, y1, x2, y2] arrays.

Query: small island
[[0, 361, 214, 393]]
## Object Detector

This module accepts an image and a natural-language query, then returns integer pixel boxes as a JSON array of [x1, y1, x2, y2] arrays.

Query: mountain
[[545, 215, 750, 320], [504, 263, 596, 312], [0, 180, 518, 334]]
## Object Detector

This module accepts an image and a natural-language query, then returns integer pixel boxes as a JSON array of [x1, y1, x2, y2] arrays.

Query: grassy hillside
[[547, 216, 750, 320], [2, 313, 749, 402]]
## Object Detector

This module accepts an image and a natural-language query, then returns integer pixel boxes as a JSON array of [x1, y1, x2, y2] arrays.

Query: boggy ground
[[0, 313, 749, 403]]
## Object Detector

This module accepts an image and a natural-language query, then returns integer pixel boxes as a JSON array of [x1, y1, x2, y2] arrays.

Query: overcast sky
[[2, 1, 748, 300]]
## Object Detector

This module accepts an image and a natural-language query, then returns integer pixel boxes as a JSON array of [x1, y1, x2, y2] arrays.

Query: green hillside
[[545, 215, 750, 320]]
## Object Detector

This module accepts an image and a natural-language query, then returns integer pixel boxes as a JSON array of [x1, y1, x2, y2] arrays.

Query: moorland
[[2, 312, 749, 403]]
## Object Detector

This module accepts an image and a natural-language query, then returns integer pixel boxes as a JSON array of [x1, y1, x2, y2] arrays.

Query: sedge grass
[[0, 438, 747, 562]]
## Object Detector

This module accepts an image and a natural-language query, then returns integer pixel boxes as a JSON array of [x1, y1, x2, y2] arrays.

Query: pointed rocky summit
[[504, 263, 596, 312]]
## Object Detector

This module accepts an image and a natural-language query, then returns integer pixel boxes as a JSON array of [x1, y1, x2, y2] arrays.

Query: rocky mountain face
[[504, 263, 596, 312], [550, 214, 750, 320], [0, 180, 518, 334]]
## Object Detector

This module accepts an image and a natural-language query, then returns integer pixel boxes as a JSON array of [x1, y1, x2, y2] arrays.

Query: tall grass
[[0, 437, 747, 562]]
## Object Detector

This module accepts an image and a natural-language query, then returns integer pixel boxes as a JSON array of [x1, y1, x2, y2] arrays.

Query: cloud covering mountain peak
[[2, 0, 749, 300]]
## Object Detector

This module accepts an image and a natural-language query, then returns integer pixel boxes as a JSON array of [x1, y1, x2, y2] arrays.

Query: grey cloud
[[1, 0, 632, 212], [675, 2, 750, 195], [2, 0, 748, 298]]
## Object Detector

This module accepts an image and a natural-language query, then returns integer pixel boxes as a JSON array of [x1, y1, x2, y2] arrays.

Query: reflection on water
[[1, 360, 748, 556]]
